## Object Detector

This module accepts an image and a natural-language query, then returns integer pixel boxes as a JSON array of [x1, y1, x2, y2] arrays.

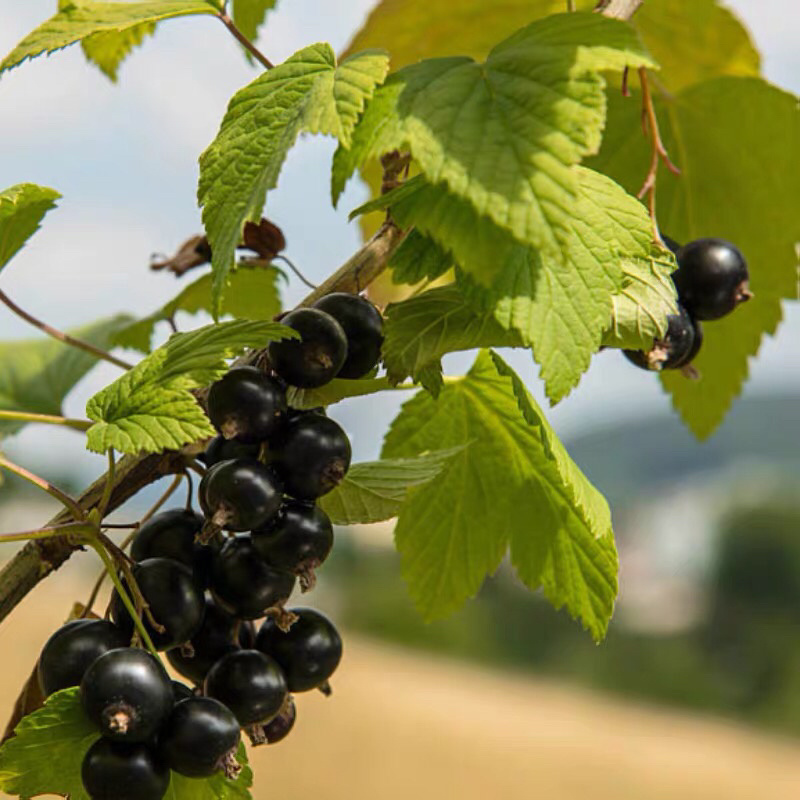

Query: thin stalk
[[98, 450, 116, 519], [274, 255, 317, 290], [0, 454, 85, 521], [183, 471, 194, 511], [0, 288, 133, 370], [218, 12, 274, 68], [140, 474, 184, 526], [0, 410, 91, 431], [0, 522, 93, 544]]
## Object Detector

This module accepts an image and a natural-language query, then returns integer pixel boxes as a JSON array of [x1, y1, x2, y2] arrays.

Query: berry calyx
[[38, 619, 128, 697], [80, 648, 173, 742], [199, 458, 283, 533], [267, 308, 348, 388], [256, 608, 342, 693], [207, 366, 287, 443], [623, 306, 698, 372], [81, 739, 169, 800], [159, 696, 241, 779], [204, 649, 288, 727], [672, 237, 752, 320], [210, 535, 296, 620], [270, 415, 351, 500], [312, 292, 384, 379]]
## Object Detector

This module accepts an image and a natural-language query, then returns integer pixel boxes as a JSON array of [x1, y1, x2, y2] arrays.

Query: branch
[[217, 12, 274, 69]]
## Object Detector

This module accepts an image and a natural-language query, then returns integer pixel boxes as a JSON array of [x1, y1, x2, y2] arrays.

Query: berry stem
[[0, 454, 86, 521], [0, 522, 94, 544], [140, 474, 186, 525], [98, 449, 116, 519], [0, 288, 133, 371], [0, 410, 92, 431], [217, 12, 274, 69], [273, 254, 318, 290]]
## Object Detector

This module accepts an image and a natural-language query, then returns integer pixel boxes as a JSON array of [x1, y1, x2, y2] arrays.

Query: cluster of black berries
[[624, 237, 751, 372], [35, 292, 384, 799]]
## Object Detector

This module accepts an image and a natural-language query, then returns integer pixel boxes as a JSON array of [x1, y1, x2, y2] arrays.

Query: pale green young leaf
[[335, 13, 654, 255], [80, 21, 156, 81], [382, 350, 617, 639], [389, 229, 452, 286], [232, 0, 278, 45], [319, 447, 464, 525], [589, 77, 800, 438], [198, 44, 389, 316], [114, 266, 282, 353], [86, 319, 296, 454], [0, 315, 133, 436], [0, 183, 61, 271], [286, 376, 394, 410], [165, 743, 253, 800], [0, 1, 219, 76]]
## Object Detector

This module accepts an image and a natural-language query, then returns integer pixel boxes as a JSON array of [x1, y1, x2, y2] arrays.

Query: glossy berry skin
[[159, 697, 240, 778], [202, 435, 260, 467], [211, 536, 296, 620], [207, 366, 287, 443], [253, 501, 334, 585], [260, 695, 296, 744], [267, 308, 347, 388], [271, 415, 351, 500], [623, 306, 697, 371], [312, 293, 384, 379], [199, 458, 283, 532], [81, 739, 169, 800], [205, 649, 288, 726], [110, 558, 205, 651], [166, 597, 240, 685], [256, 608, 342, 693], [80, 648, 173, 743], [672, 238, 751, 320], [171, 681, 195, 703], [38, 619, 128, 697]]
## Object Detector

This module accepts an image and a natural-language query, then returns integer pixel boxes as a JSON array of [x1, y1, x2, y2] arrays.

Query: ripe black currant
[[259, 695, 296, 744], [202, 435, 260, 467], [270, 415, 351, 500], [166, 596, 240, 685], [312, 292, 384, 379], [207, 366, 287, 443], [256, 608, 342, 693], [199, 458, 283, 532], [204, 649, 288, 726], [80, 648, 173, 742], [110, 558, 205, 651], [672, 237, 751, 320], [81, 739, 169, 800], [38, 619, 128, 697], [210, 535, 296, 620], [159, 696, 241, 779], [623, 306, 698, 371], [267, 308, 348, 388], [252, 501, 334, 590]]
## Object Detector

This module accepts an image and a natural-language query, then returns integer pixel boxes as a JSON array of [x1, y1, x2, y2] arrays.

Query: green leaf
[[0, 315, 133, 437], [336, 13, 655, 256], [381, 285, 521, 395], [286, 376, 394, 411], [166, 743, 253, 800], [0, 183, 61, 271], [589, 77, 800, 437], [0, 688, 98, 800], [114, 266, 282, 353], [382, 350, 617, 639], [198, 44, 389, 317], [319, 448, 464, 525], [0, 1, 219, 76], [389, 229, 452, 286], [80, 21, 156, 81], [232, 0, 277, 45], [86, 319, 297, 454]]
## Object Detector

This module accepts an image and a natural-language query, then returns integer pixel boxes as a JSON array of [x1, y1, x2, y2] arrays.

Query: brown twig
[[0, 455, 86, 522], [217, 12, 274, 69]]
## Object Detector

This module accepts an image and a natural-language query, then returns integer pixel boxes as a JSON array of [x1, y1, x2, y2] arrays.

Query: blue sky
[[0, 1, 798, 482]]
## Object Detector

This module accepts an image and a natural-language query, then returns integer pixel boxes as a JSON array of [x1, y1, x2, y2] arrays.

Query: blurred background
[[1, 1, 800, 798]]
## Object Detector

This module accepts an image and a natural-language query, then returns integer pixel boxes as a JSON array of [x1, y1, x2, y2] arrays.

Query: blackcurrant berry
[[672, 237, 751, 320], [210, 536, 296, 620], [256, 608, 342, 693], [270, 415, 351, 500], [312, 293, 384, 379], [268, 308, 347, 388], [110, 558, 205, 651], [202, 435, 260, 467], [38, 619, 128, 697], [205, 649, 288, 726], [171, 681, 195, 702], [252, 501, 334, 590], [80, 648, 173, 742], [207, 366, 287, 443], [259, 695, 296, 744], [159, 697, 241, 779], [81, 739, 169, 800], [166, 596, 240, 685], [199, 458, 283, 532], [623, 306, 698, 371]]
